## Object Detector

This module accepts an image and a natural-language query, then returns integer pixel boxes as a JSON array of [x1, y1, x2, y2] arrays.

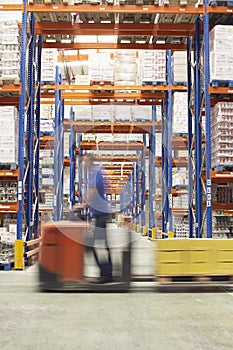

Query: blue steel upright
[[77, 134, 83, 203], [17, 0, 28, 240], [130, 169, 134, 220], [25, 13, 36, 241], [53, 68, 64, 221], [135, 156, 140, 228], [69, 107, 76, 207], [167, 51, 173, 234], [162, 99, 168, 234], [34, 35, 42, 238], [148, 105, 156, 237], [140, 134, 146, 233], [194, 18, 203, 238], [203, 0, 212, 238], [187, 37, 194, 238]]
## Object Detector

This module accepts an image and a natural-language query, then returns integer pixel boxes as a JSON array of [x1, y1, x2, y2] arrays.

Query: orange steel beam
[[61, 91, 165, 100], [64, 100, 163, 105], [0, 85, 20, 93], [0, 4, 22, 10], [80, 141, 144, 150], [0, 97, 20, 106], [41, 84, 186, 92], [208, 6, 233, 13], [27, 4, 204, 14], [61, 84, 169, 91], [64, 120, 160, 133], [42, 42, 187, 50], [58, 53, 89, 62], [35, 22, 196, 37], [209, 86, 233, 95]]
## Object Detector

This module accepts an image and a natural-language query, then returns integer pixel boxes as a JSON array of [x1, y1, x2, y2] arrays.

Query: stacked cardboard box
[[0, 20, 20, 82], [138, 50, 166, 84], [0, 181, 17, 204], [131, 105, 152, 121], [114, 50, 137, 85], [0, 107, 18, 164], [41, 49, 57, 83], [211, 102, 233, 167], [114, 105, 132, 122], [93, 105, 113, 122], [88, 53, 114, 84], [40, 149, 54, 190], [210, 25, 233, 82], [173, 51, 187, 83], [74, 105, 92, 121], [173, 92, 188, 134]]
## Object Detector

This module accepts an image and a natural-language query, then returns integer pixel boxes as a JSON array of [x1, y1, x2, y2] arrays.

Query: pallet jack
[[38, 220, 131, 292]]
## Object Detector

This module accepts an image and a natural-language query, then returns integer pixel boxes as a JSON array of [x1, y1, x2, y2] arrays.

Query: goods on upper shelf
[[211, 102, 233, 168], [172, 92, 188, 135], [0, 107, 18, 165], [0, 20, 20, 83], [173, 51, 188, 84], [41, 49, 57, 83], [114, 50, 137, 86], [88, 52, 114, 85], [138, 50, 166, 84], [210, 25, 233, 83]]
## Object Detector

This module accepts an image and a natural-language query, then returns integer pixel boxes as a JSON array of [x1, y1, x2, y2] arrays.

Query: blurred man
[[85, 154, 113, 283]]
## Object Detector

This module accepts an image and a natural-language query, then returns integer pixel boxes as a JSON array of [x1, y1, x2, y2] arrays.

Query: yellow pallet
[[155, 239, 233, 276]]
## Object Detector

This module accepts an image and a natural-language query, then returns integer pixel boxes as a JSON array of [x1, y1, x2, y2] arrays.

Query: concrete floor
[[0, 231, 233, 350]]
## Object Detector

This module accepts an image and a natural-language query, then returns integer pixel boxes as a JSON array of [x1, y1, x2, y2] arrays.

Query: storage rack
[[0, 1, 233, 268]]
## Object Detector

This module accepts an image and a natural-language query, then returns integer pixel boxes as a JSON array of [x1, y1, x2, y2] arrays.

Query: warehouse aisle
[[0, 233, 233, 350]]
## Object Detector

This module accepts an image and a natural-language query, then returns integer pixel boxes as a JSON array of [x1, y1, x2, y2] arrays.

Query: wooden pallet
[[211, 80, 233, 88], [0, 78, 20, 86], [30, 0, 72, 22], [142, 81, 167, 86], [157, 274, 233, 285]]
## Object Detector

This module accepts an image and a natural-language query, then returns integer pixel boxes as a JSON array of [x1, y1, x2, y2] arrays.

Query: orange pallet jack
[[39, 221, 131, 292]]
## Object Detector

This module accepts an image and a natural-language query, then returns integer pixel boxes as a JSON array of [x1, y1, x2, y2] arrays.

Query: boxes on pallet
[[64, 132, 70, 158], [209, 25, 233, 82], [0, 20, 21, 81], [114, 50, 137, 86], [211, 102, 233, 167], [40, 119, 54, 136], [131, 105, 152, 121], [40, 105, 54, 120], [75, 74, 89, 85], [138, 50, 166, 83], [41, 49, 57, 82], [0, 106, 18, 164], [74, 105, 92, 121], [173, 51, 188, 83], [92, 105, 113, 122], [173, 92, 188, 134], [89, 53, 114, 83], [114, 105, 132, 122]]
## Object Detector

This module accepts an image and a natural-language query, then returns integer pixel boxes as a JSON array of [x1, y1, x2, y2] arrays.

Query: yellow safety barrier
[[152, 228, 156, 240], [14, 240, 24, 270], [168, 231, 174, 238], [142, 225, 147, 236]]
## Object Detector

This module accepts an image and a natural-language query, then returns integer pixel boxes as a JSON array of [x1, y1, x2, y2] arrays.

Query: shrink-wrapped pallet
[[138, 50, 166, 84], [209, 25, 233, 82], [0, 107, 18, 164]]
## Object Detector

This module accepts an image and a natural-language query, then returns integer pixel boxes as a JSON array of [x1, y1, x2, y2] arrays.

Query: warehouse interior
[[0, 0, 233, 349]]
